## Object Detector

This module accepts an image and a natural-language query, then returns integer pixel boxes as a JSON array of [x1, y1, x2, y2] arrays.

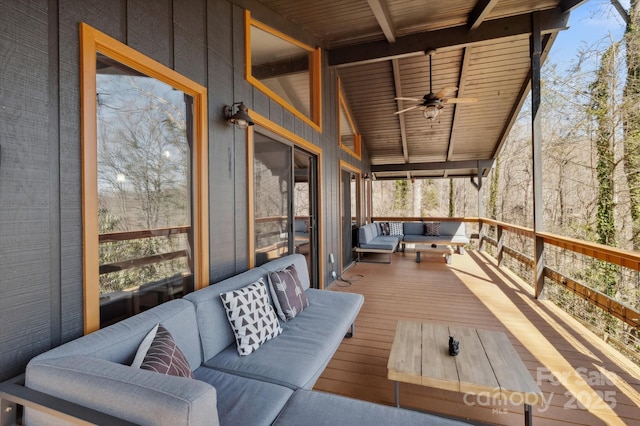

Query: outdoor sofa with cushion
[[22, 253, 469, 425], [400, 221, 469, 254], [356, 221, 470, 262], [355, 223, 402, 263]]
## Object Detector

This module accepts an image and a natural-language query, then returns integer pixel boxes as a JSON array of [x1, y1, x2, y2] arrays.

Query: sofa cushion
[[26, 356, 218, 426], [268, 264, 309, 321], [424, 222, 441, 236], [403, 221, 424, 235], [185, 267, 268, 361], [204, 289, 364, 390], [274, 389, 470, 426], [29, 299, 202, 370], [220, 279, 282, 356], [358, 235, 399, 251], [139, 324, 194, 378], [358, 223, 379, 245], [194, 367, 293, 426]]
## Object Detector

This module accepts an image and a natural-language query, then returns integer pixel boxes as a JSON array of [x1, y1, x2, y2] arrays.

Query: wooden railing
[[372, 217, 640, 331], [478, 218, 640, 329], [99, 226, 190, 275]]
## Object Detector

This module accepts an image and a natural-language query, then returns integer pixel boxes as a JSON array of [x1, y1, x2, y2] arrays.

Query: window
[[338, 78, 361, 159], [245, 10, 322, 132], [80, 23, 209, 332]]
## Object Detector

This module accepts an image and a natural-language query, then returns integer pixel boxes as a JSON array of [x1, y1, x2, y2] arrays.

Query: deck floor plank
[[316, 250, 640, 425]]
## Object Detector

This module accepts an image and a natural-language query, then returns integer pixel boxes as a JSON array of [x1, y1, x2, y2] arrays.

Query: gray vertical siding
[[0, 0, 369, 381]]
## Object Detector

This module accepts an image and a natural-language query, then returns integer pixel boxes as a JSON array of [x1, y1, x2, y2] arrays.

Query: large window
[[80, 23, 209, 332], [338, 78, 361, 159], [245, 11, 322, 132]]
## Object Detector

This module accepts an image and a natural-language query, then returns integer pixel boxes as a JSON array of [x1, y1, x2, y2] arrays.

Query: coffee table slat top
[[387, 321, 423, 385], [387, 321, 543, 406], [477, 329, 544, 405], [448, 325, 500, 394], [421, 323, 459, 391]]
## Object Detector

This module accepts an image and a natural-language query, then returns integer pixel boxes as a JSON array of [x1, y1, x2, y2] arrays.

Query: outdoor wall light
[[224, 102, 254, 129]]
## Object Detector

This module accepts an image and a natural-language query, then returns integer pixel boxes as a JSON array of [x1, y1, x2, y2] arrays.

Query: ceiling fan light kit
[[394, 51, 478, 120]]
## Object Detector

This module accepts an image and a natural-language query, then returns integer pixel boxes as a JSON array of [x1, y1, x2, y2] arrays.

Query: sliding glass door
[[253, 133, 319, 288]]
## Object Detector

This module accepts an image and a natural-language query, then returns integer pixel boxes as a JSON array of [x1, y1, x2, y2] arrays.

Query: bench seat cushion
[[203, 290, 364, 390], [359, 236, 399, 251], [273, 389, 470, 426], [194, 367, 293, 426]]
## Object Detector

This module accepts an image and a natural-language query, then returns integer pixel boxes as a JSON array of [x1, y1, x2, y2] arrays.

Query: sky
[[549, 0, 629, 71]]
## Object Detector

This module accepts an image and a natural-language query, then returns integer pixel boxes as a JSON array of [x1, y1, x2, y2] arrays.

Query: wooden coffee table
[[387, 321, 543, 425]]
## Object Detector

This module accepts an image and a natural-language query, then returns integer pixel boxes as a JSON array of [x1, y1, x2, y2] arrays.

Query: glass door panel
[[254, 135, 292, 266]]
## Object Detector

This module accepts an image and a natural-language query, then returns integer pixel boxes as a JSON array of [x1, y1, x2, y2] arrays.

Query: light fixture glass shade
[[226, 102, 255, 129], [423, 104, 439, 120]]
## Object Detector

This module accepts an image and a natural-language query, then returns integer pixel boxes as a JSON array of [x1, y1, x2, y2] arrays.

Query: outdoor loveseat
[[22, 254, 468, 425]]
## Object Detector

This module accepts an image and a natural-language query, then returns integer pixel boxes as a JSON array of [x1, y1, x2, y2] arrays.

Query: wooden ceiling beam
[[372, 159, 495, 173], [328, 7, 569, 68], [392, 59, 410, 163], [446, 47, 472, 161], [367, 0, 396, 43], [468, 0, 500, 30], [560, 0, 590, 12]]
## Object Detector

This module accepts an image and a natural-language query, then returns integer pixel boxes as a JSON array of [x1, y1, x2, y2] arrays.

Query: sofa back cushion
[[439, 221, 466, 237], [185, 267, 268, 361], [358, 223, 379, 245], [29, 299, 202, 370], [403, 222, 424, 236]]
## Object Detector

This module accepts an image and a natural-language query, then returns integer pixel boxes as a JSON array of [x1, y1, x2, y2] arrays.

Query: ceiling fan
[[394, 51, 478, 120]]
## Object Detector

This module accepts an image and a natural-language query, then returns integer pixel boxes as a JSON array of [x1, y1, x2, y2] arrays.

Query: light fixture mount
[[224, 102, 254, 129]]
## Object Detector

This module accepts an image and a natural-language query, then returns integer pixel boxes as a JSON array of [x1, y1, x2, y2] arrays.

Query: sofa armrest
[[26, 356, 218, 426]]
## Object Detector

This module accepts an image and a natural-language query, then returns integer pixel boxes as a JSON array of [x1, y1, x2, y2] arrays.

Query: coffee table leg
[[395, 381, 399, 407], [416, 252, 421, 263], [524, 404, 532, 426]]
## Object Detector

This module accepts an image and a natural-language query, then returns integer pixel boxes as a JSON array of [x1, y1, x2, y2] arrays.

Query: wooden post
[[531, 13, 545, 298], [497, 224, 504, 267]]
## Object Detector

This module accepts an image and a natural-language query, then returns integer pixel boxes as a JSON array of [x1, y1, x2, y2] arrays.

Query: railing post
[[497, 224, 504, 267]]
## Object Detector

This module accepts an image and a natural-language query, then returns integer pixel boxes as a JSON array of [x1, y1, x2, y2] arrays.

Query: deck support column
[[471, 163, 485, 250], [531, 12, 545, 298]]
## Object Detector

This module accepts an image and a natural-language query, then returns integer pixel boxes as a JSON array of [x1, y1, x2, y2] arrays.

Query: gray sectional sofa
[[356, 221, 470, 262], [22, 254, 468, 426]]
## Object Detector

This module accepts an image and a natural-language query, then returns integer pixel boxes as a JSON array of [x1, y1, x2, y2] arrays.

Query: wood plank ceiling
[[257, 0, 586, 179]]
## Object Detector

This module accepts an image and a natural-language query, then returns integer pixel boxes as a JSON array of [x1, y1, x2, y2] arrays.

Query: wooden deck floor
[[316, 249, 640, 425]]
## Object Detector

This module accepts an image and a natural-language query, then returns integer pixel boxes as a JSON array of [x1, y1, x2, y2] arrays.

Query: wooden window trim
[[79, 23, 209, 333], [244, 10, 323, 132], [338, 77, 361, 159]]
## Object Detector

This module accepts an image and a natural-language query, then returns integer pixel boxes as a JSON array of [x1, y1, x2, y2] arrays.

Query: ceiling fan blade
[[395, 97, 422, 102], [443, 97, 478, 104], [394, 105, 420, 115], [435, 86, 458, 98]]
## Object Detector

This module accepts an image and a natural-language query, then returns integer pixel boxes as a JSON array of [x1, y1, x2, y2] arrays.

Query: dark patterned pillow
[[268, 265, 309, 321], [389, 222, 404, 236], [220, 279, 282, 356], [138, 324, 193, 378], [380, 222, 390, 236], [424, 222, 440, 236]]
